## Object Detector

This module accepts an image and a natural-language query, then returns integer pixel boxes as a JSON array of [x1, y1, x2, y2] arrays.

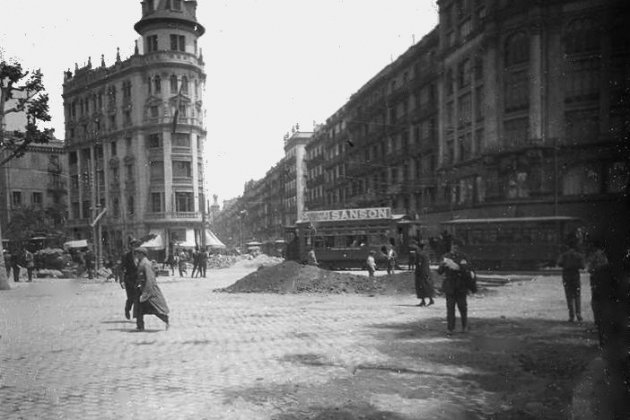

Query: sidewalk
[[0, 270, 600, 419]]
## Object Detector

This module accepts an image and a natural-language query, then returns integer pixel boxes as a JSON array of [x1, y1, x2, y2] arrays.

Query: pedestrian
[[382, 246, 396, 275], [199, 247, 208, 277], [134, 247, 170, 331], [3, 249, 12, 279], [11, 249, 21, 282], [23, 248, 35, 282], [85, 246, 95, 279], [75, 249, 86, 278], [415, 241, 434, 307], [586, 238, 613, 348], [178, 249, 187, 277], [366, 250, 377, 277], [437, 238, 475, 335], [557, 242, 585, 322], [306, 248, 318, 266], [191, 246, 200, 278], [408, 240, 419, 271], [166, 251, 175, 276], [120, 239, 141, 320]]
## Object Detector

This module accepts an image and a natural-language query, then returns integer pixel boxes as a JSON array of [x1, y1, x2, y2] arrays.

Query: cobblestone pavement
[[0, 268, 598, 419]]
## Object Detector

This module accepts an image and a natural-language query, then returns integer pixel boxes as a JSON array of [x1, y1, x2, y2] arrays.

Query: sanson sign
[[302, 207, 392, 222]]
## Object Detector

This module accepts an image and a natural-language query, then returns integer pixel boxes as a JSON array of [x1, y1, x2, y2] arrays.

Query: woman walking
[[134, 247, 170, 331]]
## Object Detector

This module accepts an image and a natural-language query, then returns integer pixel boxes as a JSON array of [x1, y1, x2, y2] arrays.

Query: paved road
[[0, 267, 597, 419]]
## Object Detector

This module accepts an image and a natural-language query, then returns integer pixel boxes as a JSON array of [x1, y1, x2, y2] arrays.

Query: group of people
[[165, 246, 210, 278], [3, 248, 35, 282], [119, 239, 170, 331]]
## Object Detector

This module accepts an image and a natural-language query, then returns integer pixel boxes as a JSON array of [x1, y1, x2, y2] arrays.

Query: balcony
[[144, 211, 201, 221]]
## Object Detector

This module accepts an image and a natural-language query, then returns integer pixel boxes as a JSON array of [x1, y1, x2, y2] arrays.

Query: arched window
[[504, 32, 529, 67], [170, 75, 178, 94], [181, 76, 189, 94], [565, 18, 599, 55], [154, 76, 161, 94]]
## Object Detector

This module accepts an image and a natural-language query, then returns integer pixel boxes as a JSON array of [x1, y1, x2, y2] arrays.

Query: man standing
[[84, 246, 95, 279], [11, 249, 20, 282], [437, 238, 473, 335], [199, 247, 208, 278], [557, 243, 585, 322], [120, 239, 141, 320], [23, 248, 34, 282], [134, 247, 170, 331], [415, 241, 434, 307], [306, 248, 318, 267], [190, 246, 200, 278]]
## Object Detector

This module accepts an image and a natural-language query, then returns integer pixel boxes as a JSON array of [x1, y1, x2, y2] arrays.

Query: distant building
[[62, 0, 207, 257], [0, 140, 68, 237]]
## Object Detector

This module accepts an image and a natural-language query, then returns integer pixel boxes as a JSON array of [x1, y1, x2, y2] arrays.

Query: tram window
[[314, 237, 325, 248], [324, 236, 335, 248]]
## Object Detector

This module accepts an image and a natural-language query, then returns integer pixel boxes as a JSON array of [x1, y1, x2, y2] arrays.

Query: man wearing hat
[[134, 246, 170, 331], [120, 238, 141, 320]]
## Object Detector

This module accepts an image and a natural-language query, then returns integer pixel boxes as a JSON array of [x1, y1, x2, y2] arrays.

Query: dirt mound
[[220, 262, 505, 295], [220, 262, 421, 295]]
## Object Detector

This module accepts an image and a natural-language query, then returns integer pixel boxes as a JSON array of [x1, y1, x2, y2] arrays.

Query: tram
[[440, 216, 583, 270], [287, 207, 425, 270]]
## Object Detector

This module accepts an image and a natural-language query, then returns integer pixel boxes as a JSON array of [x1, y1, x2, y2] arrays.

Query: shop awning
[[64, 239, 88, 249], [142, 229, 165, 249], [204, 229, 226, 248], [174, 229, 197, 248]]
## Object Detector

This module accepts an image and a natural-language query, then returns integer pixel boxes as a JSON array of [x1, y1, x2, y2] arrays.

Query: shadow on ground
[[223, 315, 597, 420]]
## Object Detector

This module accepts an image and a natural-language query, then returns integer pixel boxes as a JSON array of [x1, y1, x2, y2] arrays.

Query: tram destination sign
[[302, 207, 392, 222]]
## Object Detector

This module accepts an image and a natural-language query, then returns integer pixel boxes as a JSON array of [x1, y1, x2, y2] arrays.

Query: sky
[[0, 0, 439, 204]]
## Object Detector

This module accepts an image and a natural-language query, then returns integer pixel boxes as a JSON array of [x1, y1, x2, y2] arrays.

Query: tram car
[[287, 207, 426, 270], [440, 216, 583, 270]]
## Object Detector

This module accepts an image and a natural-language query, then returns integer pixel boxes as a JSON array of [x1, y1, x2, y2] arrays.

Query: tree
[[0, 59, 55, 290]]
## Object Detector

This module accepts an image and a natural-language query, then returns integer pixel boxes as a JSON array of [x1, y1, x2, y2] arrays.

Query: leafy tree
[[0, 58, 55, 290]]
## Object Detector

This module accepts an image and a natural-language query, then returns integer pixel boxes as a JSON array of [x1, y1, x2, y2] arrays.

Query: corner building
[[63, 0, 206, 256]]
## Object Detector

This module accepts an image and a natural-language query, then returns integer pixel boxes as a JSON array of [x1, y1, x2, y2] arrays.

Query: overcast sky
[[0, 0, 438, 204]]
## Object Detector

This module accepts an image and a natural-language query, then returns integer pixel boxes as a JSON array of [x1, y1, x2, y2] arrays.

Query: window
[[32, 192, 43, 206], [170, 35, 186, 52], [170, 75, 178, 93], [173, 161, 191, 178], [153, 76, 161, 94], [146, 35, 158, 53], [562, 165, 601, 196], [71, 175, 79, 190], [565, 110, 599, 144], [446, 69, 454, 95], [175, 192, 194, 212], [125, 137, 131, 152], [11, 191, 22, 207], [173, 0, 182, 11], [82, 201, 90, 219], [458, 59, 471, 88], [111, 141, 117, 156], [474, 55, 483, 81], [505, 32, 529, 66], [148, 133, 161, 148], [122, 81, 132, 100], [125, 163, 134, 179], [72, 202, 80, 219], [181, 76, 188, 94], [606, 162, 629, 193], [113, 198, 120, 218], [504, 117, 529, 146], [147, 0, 154, 12], [564, 19, 599, 54], [123, 110, 132, 126], [458, 93, 472, 125], [172, 133, 190, 148], [504, 70, 529, 112], [151, 192, 163, 213], [69, 152, 78, 165], [150, 161, 164, 180], [475, 87, 485, 120], [127, 196, 134, 215], [564, 58, 600, 103], [150, 105, 159, 118]]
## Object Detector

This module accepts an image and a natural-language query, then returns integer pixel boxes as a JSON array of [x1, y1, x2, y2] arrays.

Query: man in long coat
[[415, 241, 434, 307], [120, 239, 141, 320], [134, 247, 170, 331]]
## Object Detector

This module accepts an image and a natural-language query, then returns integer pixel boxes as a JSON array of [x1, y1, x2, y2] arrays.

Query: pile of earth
[[219, 261, 441, 295]]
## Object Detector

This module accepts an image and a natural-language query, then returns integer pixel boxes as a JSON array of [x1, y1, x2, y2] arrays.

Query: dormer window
[[147, 0, 154, 12], [173, 0, 182, 11]]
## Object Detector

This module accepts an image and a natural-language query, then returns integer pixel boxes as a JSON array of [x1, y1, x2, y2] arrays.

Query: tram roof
[[441, 216, 581, 225]]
